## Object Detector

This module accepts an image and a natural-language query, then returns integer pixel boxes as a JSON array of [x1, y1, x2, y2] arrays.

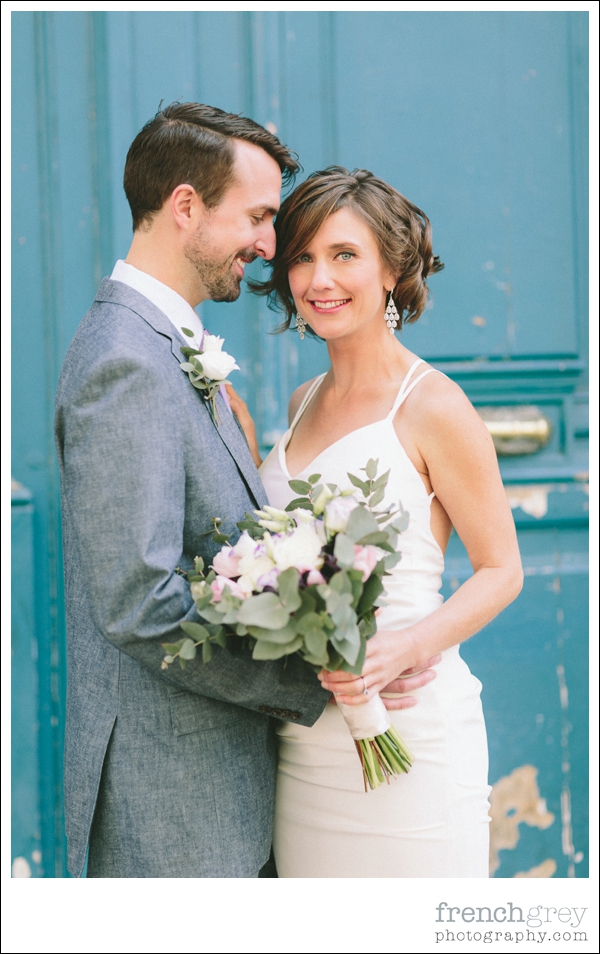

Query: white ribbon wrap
[[337, 692, 391, 740]]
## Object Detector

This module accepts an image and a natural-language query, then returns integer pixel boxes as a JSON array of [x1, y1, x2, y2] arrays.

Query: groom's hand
[[380, 655, 442, 710]]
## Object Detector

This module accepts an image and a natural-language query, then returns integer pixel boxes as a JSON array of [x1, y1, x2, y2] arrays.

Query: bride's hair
[[249, 166, 443, 336]]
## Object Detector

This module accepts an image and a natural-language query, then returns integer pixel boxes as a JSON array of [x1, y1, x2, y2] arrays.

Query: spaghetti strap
[[387, 362, 444, 419], [289, 374, 326, 432], [386, 359, 424, 418]]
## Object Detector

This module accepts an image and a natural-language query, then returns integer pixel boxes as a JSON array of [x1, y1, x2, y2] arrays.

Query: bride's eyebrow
[[328, 242, 361, 251]]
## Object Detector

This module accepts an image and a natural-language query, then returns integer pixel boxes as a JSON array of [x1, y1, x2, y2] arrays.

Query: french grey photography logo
[[434, 902, 588, 945]]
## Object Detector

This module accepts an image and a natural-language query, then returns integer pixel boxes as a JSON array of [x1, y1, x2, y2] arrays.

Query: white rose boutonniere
[[179, 328, 240, 424]]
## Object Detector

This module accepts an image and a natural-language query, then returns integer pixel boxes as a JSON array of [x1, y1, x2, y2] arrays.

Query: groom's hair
[[124, 102, 299, 231]]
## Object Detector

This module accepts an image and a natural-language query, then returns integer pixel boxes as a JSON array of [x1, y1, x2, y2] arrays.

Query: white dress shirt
[[110, 260, 204, 347]]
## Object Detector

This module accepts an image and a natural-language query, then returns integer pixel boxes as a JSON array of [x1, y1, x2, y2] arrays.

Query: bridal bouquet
[[163, 461, 412, 791]]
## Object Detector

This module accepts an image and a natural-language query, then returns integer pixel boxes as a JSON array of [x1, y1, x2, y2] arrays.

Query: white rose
[[232, 531, 259, 559], [271, 524, 323, 572], [237, 553, 277, 595], [324, 495, 360, 534], [199, 334, 240, 381]]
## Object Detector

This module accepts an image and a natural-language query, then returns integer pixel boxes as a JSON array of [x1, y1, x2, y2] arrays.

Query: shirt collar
[[110, 260, 204, 347]]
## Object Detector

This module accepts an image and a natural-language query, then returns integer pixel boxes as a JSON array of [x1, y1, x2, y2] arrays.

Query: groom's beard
[[184, 230, 257, 303]]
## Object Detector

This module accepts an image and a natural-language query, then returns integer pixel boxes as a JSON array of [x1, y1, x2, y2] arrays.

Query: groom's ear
[[170, 184, 203, 231]]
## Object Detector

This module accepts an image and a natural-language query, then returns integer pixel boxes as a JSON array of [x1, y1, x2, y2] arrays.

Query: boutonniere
[[179, 328, 240, 424]]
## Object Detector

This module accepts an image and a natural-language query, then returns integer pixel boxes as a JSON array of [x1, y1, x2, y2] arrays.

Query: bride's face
[[287, 206, 394, 341]]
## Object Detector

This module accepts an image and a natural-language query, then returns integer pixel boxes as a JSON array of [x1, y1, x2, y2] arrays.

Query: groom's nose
[[253, 221, 276, 260]]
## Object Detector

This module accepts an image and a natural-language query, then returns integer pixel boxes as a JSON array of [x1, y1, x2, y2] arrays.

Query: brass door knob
[[476, 406, 552, 456]]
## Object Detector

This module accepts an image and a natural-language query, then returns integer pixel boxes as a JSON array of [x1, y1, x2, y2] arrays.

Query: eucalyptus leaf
[[347, 472, 371, 496], [365, 458, 379, 480], [329, 570, 353, 596], [372, 469, 391, 491], [284, 498, 314, 512], [288, 479, 312, 495], [162, 639, 187, 655], [252, 636, 304, 660], [334, 533, 356, 568], [181, 327, 196, 338], [247, 621, 299, 644], [277, 567, 302, 612], [308, 474, 321, 485], [202, 640, 213, 663], [212, 532, 230, 544], [346, 505, 379, 543], [330, 630, 361, 667], [393, 511, 410, 533], [180, 622, 209, 642], [180, 362, 195, 372], [237, 592, 290, 630], [194, 556, 205, 573], [179, 638, 197, 660], [384, 551, 402, 569], [356, 574, 384, 615], [214, 628, 228, 647], [196, 603, 226, 625], [368, 487, 385, 508]]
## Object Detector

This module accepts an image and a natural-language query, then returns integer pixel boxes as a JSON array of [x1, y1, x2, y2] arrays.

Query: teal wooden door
[[12, 10, 588, 877]]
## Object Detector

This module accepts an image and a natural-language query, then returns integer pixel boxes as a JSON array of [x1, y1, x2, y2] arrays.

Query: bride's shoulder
[[410, 366, 493, 448], [288, 376, 322, 425]]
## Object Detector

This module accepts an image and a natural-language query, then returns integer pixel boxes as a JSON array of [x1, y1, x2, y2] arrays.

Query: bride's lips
[[308, 298, 351, 315]]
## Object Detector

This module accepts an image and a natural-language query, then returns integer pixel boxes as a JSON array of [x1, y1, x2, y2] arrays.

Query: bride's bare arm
[[319, 374, 523, 704], [225, 383, 262, 468]]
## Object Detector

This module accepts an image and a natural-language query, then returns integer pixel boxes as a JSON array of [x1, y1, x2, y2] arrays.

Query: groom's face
[[184, 140, 282, 302]]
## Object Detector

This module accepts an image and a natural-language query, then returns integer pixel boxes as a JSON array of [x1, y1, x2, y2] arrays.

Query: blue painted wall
[[11, 10, 588, 877]]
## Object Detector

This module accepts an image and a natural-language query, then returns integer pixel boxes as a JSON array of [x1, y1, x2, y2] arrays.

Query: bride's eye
[[297, 253, 311, 264], [337, 251, 354, 261]]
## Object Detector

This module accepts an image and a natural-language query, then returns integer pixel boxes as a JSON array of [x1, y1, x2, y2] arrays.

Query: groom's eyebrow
[[250, 205, 279, 216]]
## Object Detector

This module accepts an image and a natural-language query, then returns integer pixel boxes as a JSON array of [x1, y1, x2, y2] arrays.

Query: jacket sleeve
[[55, 339, 329, 725]]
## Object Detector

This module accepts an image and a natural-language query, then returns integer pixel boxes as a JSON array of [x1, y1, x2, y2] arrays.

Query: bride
[[230, 166, 523, 878]]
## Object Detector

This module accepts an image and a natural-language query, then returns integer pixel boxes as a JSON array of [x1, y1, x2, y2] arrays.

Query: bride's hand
[[319, 633, 441, 707], [225, 383, 262, 468]]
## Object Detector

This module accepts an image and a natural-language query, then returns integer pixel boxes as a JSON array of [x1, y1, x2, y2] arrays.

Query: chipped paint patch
[[514, 859, 557, 878], [506, 484, 550, 518], [489, 765, 554, 876], [12, 857, 31, 878]]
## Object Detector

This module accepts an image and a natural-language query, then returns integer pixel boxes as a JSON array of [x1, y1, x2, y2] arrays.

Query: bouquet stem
[[338, 694, 413, 791]]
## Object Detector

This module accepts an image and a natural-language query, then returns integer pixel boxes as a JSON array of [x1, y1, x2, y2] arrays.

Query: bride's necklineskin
[[284, 358, 427, 479]]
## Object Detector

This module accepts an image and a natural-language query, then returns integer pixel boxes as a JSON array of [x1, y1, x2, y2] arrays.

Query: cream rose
[[199, 334, 240, 381]]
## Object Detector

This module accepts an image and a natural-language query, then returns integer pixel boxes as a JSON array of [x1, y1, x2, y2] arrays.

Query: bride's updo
[[251, 166, 444, 336]]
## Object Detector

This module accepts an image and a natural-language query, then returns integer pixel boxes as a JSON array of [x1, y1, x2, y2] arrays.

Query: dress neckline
[[281, 359, 432, 480]]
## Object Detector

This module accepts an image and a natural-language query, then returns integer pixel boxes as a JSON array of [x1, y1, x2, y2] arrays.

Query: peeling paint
[[556, 662, 577, 877], [12, 857, 31, 878], [489, 765, 554, 876], [514, 859, 557, 878], [506, 484, 550, 518]]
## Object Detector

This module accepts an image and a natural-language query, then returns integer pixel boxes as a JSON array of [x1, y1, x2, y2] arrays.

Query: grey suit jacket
[[54, 279, 328, 877]]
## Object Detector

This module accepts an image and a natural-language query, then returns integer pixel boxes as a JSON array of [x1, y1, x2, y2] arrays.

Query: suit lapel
[[95, 278, 267, 509]]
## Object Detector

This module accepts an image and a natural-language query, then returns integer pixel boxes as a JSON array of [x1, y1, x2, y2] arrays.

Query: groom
[[55, 103, 436, 878]]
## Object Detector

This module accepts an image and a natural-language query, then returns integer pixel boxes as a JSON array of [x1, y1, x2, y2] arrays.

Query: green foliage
[[277, 568, 302, 612], [180, 622, 209, 643], [346, 505, 379, 543], [237, 592, 290, 630], [288, 479, 313, 495]]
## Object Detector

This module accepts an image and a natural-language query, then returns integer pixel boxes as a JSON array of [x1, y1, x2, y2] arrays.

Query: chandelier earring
[[384, 290, 400, 334], [295, 313, 307, 340]]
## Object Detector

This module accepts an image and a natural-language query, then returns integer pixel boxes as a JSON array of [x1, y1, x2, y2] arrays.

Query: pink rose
[[211, 547, 241, 579], [210, 575, 246, 602], [306, 569, 326, 586], [353, 544, 381, 581]]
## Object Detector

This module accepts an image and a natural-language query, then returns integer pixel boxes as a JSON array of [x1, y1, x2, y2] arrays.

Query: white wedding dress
[[259, 360, 491, 878]]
